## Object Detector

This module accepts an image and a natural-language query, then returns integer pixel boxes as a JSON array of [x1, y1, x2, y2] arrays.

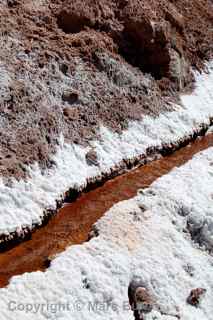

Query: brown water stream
[[0, 133, 213, 288]]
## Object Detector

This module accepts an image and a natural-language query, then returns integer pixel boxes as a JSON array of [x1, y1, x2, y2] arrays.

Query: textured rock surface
[[187, 288, 207, 307], [128, 279, 154, 319], [0, 0, 212, 179]]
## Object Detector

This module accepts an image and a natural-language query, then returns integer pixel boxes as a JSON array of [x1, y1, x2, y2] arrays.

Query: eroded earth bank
[[0, 0, 212, 179], [0, 0, 212, 244]]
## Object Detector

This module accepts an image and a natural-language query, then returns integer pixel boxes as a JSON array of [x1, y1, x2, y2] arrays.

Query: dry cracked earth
[[0, 0, 212, 180]]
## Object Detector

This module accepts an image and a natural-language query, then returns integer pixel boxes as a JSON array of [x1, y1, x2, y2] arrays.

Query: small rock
[[86, 149, 99, 166], [43, 255, 55, 268], [63, 107, 79, 120], [187, 288, 206, 307], [128, 280, 154, 319], [88, 226, 99, 240], [135, 287, 154, 313]]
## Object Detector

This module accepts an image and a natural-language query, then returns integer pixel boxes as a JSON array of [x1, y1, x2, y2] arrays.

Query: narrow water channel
[[0, 133, 212, 288]]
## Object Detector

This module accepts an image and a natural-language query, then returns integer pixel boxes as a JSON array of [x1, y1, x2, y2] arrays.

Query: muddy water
[[0, 134, 213, 288]]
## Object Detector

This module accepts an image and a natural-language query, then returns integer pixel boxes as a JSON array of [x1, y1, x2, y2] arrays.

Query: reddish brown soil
[[0, 133, 212, 288], [0, 0, 212, 179]]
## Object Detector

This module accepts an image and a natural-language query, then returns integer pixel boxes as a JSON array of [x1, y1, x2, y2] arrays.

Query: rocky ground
[[0, 0, 212, 179]]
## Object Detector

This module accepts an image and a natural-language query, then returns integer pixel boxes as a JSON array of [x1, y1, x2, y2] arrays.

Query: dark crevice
[[56, 9, 171, 80], [57, 11, 92, 34], [113, 15, 172, 80], [117, 32, 170, 80]]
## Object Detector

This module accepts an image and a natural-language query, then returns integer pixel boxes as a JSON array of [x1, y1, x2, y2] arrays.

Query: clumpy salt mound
[[137, 148, 213, 251], [0, 147, 213, 320]]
